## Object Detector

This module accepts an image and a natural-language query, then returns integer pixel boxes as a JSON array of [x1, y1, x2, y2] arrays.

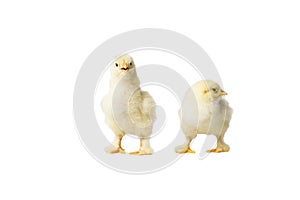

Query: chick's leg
[[217, 137, 230, 152], [207, 139, 229, 153], [129, 138, 153, 155], [105, 134, 125, 154], [207, 125, 230, 153], [175, 136, 196, 154], [140, 138, 153, 155]]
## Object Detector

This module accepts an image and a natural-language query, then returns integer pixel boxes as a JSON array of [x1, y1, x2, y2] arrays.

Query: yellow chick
[[176, 80, 233, 153], [101, 54, 156, 155]]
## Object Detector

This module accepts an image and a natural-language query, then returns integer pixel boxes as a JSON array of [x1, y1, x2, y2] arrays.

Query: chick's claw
[[129, 151, 141, 155], [207, 148, 221, 153], [207, 146, 229, 153], [187, 148, 196, 153]]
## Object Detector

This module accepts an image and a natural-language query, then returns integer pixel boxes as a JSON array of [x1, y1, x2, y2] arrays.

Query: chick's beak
[[220, 90, 228, 96], [121, 66, 128, 71], [121, 59, 129, 71]]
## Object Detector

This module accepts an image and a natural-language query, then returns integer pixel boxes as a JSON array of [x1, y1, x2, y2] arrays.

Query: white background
[[1, 0, 299, 199]]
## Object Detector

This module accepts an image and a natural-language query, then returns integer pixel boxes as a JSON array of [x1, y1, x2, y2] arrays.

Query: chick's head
[[198, 80, 227, 102], [111, 54, 135, 76]]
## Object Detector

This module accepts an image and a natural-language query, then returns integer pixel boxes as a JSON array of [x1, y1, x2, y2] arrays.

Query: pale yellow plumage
[[176, 80, 233, 153], [101, 54, 156, 155]]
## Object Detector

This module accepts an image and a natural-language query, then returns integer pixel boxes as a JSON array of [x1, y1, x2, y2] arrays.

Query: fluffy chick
[[101, 54, 156, 155], [176, 80, 233, 153]]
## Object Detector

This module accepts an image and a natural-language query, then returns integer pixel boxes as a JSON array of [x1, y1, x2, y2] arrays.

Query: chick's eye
[[212, 88, 218, 93], [115, 63, 118, 67], [129, 62, 132, 66]]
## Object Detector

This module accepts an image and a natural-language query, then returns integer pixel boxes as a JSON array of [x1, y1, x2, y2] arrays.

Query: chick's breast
[[128, 90, 156, 129]]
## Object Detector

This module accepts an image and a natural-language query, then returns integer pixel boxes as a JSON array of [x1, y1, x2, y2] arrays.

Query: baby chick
[[176, 80, 233, 153], [101, 54, 156, 155]]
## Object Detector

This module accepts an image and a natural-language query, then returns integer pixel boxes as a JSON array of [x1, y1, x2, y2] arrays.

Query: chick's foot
[[105, 145, 125, 154], [129, 148, 153, 155], [175, 145, 195, 154], [187, 148, 196, 153], [129, 150, 140, 155], [207, 145, 230, 153]]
